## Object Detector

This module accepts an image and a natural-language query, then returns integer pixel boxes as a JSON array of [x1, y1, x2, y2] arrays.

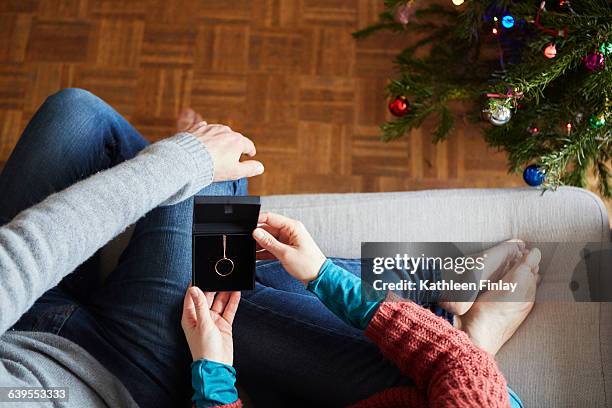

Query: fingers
[[197, 124, 256, 156], [256, 249, 277, 260], [188, 286, 213, 327], [237, 160, 264, 178], [241, 136, 256, 157], [255, 224, 280, 259], [257, 212, 296, 230], [207, 291, 240, 325], [204, 291, 216, 307], [256, 223, 280, 239], [253, 227, 290, 258], [183, 287, 239, 332], [211, 291, 231, 315], [181, 288, 198, 328], [222, 292, 241, 325], [256, 224, 283, 252], [200, 124, 228, 134]]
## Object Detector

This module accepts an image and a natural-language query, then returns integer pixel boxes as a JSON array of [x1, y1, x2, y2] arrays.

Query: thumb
[[189, 286, 212, 327], [253, 228, 289, 259], [182, 287, 197, 328], [237, 160, 264, 178]]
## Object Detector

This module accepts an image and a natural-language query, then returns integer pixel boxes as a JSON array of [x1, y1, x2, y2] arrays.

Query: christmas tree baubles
[[583, 51, 605, 72], [388, 96, 410, 117], [589, 113, 606, 129], [523, 164, 545, 187], [544, 43, 557, 59], [599, 43, 612, 55], [484, 104, 512, 126]]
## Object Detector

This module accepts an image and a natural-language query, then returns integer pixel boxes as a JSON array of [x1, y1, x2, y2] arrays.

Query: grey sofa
[[259, 187, 611, 408], [102, 186, 611, 407]]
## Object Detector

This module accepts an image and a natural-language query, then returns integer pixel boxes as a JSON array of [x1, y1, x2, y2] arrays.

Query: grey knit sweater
[[0, 133, 214, 407]]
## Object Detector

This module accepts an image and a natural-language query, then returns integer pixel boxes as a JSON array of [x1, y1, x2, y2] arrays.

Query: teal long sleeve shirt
[[191, 359, 238, 407], [306, 259, 386, 330]]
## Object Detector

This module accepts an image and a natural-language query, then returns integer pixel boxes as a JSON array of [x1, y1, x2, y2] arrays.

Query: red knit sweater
[[219, 297, 510, 408]]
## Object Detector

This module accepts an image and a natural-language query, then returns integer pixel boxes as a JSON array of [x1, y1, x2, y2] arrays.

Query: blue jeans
[[236, 259, 412, 407], [0, 89, 247, 407], [0, 89, 448, 408]]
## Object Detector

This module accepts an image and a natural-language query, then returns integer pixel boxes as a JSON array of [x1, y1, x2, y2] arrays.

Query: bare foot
[[177, 108, 203, 132], [440, 239, 525, 315], [457, 248, 541, 356]]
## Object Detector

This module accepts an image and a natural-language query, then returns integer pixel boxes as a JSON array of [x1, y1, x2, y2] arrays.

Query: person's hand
[[181, 287, 240, 366], [186, 121, 264, 182], [253, 212, 327, 285]]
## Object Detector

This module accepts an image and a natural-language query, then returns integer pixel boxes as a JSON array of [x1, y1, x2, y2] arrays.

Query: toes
[[514, 248, 540, 270], [525, 248, 541, 268], [501, 264, 537, 304], [188, 120, 208, 134], [440, 301, 473, 316], [507, 238, 526, 252], [514, 263, 533, 277], [179, 108, 195, 121], [177, 108, 196, 131], [505, 256, 538, 298], [532, 265, 543, 285], [506, 260, 537, 285], [502, 239, 525, 265]]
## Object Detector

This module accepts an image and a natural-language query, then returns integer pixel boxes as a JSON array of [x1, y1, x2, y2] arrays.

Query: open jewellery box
[[192, 195, 260, 291]]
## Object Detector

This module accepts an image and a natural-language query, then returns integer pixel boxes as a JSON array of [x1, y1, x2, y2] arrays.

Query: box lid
[[193, 195, 260, 234]]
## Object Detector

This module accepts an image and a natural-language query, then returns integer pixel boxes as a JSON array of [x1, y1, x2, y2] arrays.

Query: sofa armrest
[[261, 186, 610, 258]]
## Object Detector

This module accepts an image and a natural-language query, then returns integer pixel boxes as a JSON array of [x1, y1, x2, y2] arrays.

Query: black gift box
[[192, 195, 260, 291]]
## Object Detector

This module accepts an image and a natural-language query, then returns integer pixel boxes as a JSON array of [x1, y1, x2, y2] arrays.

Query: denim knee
[[45, 88, 106, 113], [20, 88, 147, 167], [32, 88, 113, 146], [41, 88, 112, 129]]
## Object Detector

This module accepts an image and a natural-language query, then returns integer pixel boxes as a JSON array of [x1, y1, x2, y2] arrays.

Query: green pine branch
[[353, 0, 612, 197]]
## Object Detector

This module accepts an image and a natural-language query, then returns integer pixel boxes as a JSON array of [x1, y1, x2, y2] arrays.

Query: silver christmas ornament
[[575, 112, 584, 123], [488, 105, 512, 126]]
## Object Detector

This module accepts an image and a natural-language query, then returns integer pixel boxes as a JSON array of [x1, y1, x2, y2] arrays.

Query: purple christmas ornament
[[583, 51, 605, 72]]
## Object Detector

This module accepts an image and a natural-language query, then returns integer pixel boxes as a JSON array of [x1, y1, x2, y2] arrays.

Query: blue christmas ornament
[[523, 164, 545, 187], [501, 15, 515, 29]]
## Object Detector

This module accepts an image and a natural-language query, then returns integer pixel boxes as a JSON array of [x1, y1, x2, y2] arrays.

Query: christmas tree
[[354, 0, 612, 196]]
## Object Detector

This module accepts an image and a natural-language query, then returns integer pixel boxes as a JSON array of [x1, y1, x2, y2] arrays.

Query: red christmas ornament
[[388, 96, 410, 117], [544, 43, 557, 59]]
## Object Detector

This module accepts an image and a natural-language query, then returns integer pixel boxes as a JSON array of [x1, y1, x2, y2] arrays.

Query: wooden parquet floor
[[0, 0, 554, 197]]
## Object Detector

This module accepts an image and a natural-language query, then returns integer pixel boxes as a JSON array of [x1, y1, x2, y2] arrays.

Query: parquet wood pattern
[[3, 0, 596, 208]]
